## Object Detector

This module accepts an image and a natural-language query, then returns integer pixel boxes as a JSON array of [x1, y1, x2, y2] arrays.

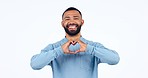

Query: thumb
[[75, 49, 80, 53]]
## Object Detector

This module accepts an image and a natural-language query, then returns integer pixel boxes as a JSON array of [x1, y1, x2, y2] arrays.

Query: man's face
[[62, 10, 84, 36]]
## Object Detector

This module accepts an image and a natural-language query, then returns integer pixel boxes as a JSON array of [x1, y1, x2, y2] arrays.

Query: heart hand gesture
[[75, 40, 87, 53], [62, 40, 87, 54], [62, 40, 77, 54]]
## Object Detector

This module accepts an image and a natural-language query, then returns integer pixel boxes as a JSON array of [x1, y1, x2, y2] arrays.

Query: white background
[[0, 0, 148, 78]]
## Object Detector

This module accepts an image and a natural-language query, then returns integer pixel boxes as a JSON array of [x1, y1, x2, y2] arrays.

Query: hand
[[75, 40, 87, 53], [62, 40, 77, 54]]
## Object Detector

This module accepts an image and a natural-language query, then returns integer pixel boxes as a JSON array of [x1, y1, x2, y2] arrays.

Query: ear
[[81, 19, 84, 26], [61, 20, 64, 27]]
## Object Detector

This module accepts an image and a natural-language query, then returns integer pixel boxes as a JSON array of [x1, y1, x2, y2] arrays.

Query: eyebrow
[[63, 16, 80, 20], [73, 16, 79, 18], [64, 16, 70, 19]]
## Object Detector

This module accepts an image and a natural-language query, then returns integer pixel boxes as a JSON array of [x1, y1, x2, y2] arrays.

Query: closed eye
[[64, 17, 70, 20]]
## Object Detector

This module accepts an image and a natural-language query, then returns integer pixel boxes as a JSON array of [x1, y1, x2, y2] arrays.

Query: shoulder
[[81, 37, 103, 47], [42, 38, 66, 51]]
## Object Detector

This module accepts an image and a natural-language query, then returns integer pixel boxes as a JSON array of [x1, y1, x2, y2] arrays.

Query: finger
[[69, 40, 73, 43], [75, 49, 80, 53], [66, 50, 76, 54], [76, 40, 82, 44], [70, 41, 77, 45], [67, 40, 73, 46], [69, 51, 77, 54], [72, 41, 77, 45]]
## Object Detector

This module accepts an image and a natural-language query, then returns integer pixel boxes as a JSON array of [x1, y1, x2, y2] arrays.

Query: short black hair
[[62, 7, 82, 19]]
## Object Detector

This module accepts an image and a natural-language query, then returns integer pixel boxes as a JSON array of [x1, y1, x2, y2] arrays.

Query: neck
[[65, 33, 81, 41]]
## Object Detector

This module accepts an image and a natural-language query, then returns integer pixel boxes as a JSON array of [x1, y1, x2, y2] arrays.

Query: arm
[[86, 42, 120, 65], [30, 44, 64, 70]]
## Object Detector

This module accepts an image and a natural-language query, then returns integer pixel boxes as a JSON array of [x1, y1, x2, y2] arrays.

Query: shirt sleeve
[[30, 44, 64, 70], [86, 42, 120, 65]]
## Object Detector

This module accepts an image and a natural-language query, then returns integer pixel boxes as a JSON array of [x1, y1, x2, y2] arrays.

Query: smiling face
[[62, 10, 84, 36]]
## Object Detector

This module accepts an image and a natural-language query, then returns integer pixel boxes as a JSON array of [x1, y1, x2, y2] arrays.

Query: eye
[[74, 18, 79, 20], [64, 18, 70, 21]]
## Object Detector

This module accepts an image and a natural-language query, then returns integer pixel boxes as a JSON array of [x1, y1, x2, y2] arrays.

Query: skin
[[61, 10, 87, 54]]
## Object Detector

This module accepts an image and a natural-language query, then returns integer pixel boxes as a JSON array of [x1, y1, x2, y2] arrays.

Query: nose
[[68, 19, 76, 25]]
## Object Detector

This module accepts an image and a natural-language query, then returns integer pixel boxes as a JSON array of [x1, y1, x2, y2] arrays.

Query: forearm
[[30, 46, 64, 70], [86, 44, 120, 65]]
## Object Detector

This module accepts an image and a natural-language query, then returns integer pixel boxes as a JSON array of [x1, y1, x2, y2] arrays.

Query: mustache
[[66, 23, 79, 28]]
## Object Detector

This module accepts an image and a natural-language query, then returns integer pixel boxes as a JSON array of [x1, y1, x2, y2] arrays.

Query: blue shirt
[[30, 37, 120, 78]]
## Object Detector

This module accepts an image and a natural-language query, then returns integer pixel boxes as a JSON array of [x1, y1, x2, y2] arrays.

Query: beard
[[64, 23, 82, 36]]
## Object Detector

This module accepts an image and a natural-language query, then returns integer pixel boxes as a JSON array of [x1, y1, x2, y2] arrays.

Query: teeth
[[69, 25, 76, 28], [69, 26, 75, 28]]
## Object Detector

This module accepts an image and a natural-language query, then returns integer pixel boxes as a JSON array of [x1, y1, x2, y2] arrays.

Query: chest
[[52, 53, 96, 71]]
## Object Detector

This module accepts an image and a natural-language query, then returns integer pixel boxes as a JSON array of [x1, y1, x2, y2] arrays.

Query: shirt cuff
[[86, 44, 94, 55], [55, 46, 64, 56]]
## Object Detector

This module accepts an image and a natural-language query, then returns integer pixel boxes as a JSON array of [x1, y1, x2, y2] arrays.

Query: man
[[30, 7, 120, 78]]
